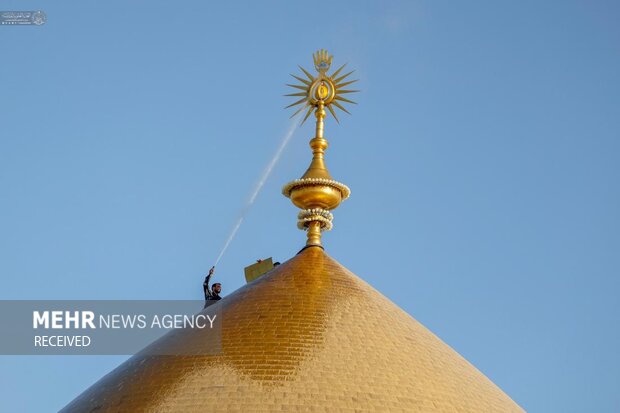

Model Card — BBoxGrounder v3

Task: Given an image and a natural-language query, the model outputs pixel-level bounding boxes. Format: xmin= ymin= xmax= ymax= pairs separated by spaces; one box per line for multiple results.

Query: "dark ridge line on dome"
xmin=297 ymin=244 xmax=325 ymax=255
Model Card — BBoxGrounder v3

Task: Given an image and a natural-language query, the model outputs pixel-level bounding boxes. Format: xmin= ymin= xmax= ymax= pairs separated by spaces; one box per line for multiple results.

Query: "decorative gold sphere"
xmin=289 ymin=184 xmax=342 ymax=210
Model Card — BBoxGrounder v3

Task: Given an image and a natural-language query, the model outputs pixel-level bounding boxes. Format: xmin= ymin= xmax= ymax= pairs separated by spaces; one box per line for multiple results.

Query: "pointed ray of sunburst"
xmin=284 ymin=92 xmax=308 ymax=97
xmin=335 ymin=95 xmax=357 ymax=104
xmin=329 ymin=63 xmax=347 ymax=80
xmin=334 ymin=70 xmax=355 ymax=84
xmin=327 ymin=104 xmax=340 ymax=123
xmin=337 ymin=89 xmax=360 ymax=94
xmin=335 ymin=79 xmax=358 ymax=88
xmin=285 ymin=97 xmax=308 ymax=109
xmin=290 ymin=74 xmax=311 ymax=86
xmin=298 ymin=65 xmax=315 ymax=82
xmin=287 ymin=83 xmax=308 ymax=91
xmin=332 ymin=100 xmax=351 ymax=114
xmin=290 ymin=103 xmax=309 ymax=118
xmin=301 ymin=105 xmax=314 ymax=124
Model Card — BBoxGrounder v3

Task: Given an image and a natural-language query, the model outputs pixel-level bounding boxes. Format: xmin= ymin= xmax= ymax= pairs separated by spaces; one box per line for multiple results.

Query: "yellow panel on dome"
xmin=243 ymin=257 xmax=274 ymax=283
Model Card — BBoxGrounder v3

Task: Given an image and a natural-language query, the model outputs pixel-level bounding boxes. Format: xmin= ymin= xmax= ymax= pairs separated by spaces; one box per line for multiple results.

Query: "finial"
xmin=282 ymin=50 xmax=358 ymax=247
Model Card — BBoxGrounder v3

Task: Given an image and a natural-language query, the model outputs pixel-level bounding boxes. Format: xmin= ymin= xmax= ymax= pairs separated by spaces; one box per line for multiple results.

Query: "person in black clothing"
xmin=203 ymin=266 xmax=222 ymax=301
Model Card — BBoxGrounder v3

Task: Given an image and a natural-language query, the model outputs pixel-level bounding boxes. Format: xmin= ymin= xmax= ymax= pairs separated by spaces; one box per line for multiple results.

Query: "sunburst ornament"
xmin=285 ymin=49 xmax=359 ymax=124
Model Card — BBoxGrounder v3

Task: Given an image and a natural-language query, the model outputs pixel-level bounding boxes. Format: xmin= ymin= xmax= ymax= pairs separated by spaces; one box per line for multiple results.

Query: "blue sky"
xmin=1 ymin=0 xmax=619 ymax=411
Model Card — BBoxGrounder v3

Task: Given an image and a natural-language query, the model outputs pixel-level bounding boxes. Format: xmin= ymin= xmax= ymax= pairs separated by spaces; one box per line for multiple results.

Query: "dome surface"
xmin=62 ymin=246 xmax=524 ymax=412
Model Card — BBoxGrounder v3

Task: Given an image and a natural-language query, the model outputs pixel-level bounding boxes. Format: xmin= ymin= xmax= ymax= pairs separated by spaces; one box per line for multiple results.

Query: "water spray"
xmin=213 ymin=117 xmax=300 ymax=267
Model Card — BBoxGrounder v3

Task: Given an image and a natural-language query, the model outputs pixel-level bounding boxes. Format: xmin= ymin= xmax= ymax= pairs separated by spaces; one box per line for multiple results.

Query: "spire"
xmin=282 ymin=50 xmax=358 ymax=247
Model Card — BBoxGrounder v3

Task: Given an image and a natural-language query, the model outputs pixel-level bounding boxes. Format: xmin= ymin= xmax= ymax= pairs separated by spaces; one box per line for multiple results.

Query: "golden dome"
xmin=62 ymin=246 xmax=523 ymax=412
